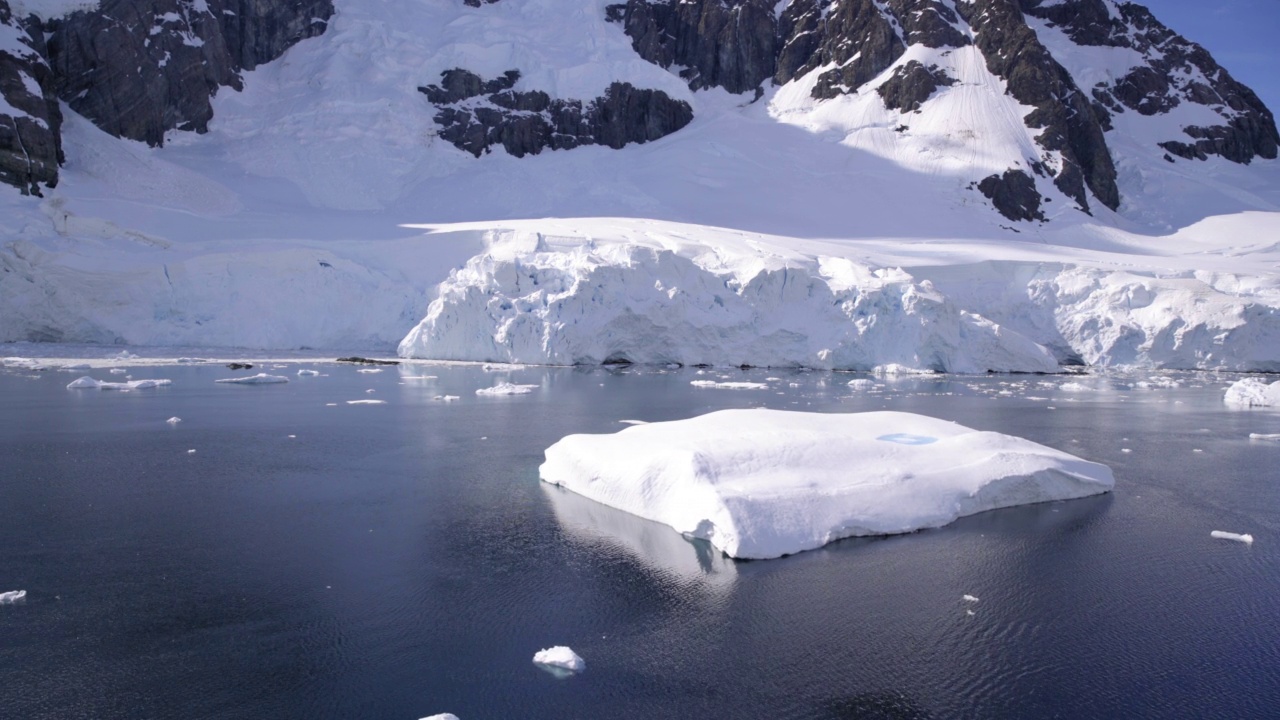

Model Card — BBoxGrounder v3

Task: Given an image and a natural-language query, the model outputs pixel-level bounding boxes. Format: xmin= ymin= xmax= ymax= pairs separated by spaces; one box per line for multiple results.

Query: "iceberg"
xmin=1211 ymin=531 xmax=1254 ymax=544
xmin=1223 ymin=378 xmax=1280 ymax=407
xmin=540 ymin=409 xmax=1113 ymax=559
xmin=66 ymin=376 xmax=171 ymax=390
xmin=532 ymin=646 xmax=585 ymax=673
xmin=419 ymin=714 xmax=460 ymax=720
xmin=0 ymin=589 xmax=26 ymax=603
xmin=215 ymin=373 xmax=289 ymax=385
xmin=476 ymin=382 xmax=538 ymax=396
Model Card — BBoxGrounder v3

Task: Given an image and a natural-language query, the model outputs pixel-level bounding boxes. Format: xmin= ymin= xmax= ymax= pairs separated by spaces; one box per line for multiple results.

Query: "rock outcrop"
xmin=0 ymin=1 xmax=62 ymax=194
xmin=977 ymin=169 xmax=1046 ymax=222
xmin=419 ymin=69 xmax=693 ymax=157
xmin=1022 ymin=0 xmax=1277 ymax=165
xmin=43 ymin=0 xmax=335 ymax=147
xmin=877 ymin=61 xmax=956 ymax=113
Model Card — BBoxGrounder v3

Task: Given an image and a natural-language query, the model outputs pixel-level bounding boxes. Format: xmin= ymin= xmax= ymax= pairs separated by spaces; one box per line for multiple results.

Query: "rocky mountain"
xmin=0 ymin=0 xmax=1274 ymax=217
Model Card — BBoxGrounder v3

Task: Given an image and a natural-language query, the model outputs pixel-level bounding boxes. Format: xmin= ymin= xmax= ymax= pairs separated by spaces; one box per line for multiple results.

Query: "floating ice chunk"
xmin=874 ymin=364 xmax=934 ymax=376
xmin=0 ymin=590 xmax=26 ymax=603
xmin=166 ymin=417 xmax=181 ymax=425
xmin=187 ymin=449 xmax=196 ymax=454
xmin=619 ymin=419 xmax=649 ymax=425
xmin=357 ymin=368 xmax=383 ymax=374
xmin=419 ymin=714 xmax=460 ymax=720
xmin=67 ymin=376 xmax=171 ymax=390
xmin=476 ymin=382 xmax=538 ymax=396
xmin=847 ymin=379 xmax=875 ymax=390
xmin=690 ymin=380 xmax=768 ymax=390
xmin=60 ymin=363 xmax=91 ymax=370
xmin=1210 ymin=531 xmax=1254 ymax=544
xmin=962 ymin=594 xmax=980 ymax=603
xmin=109 ymin=368 xmax=127 ymax=374
xmin=297 ymin=369 xmax=320 ymax=376
xmin=215 ymin=373 xmax=289 ymax=384
xmin=400 ymin=375 xmax=437 ymax=380
xmin=1224 ymin=378 xmax=1280 ymax=407
xmin=540 ymin=409 xmax=1114 ymax=559
xmin=346 ymin=399 xmax=386 ymax=405
xmin=176 ymin=357 xmax=205 ymax=364
xmin=1059 ymin=382 xmax=1092 ymax=392
xmin=1249 ymin=433 xmax=1280 ymax=440
xmin=434 ymin=395 xmax=460 ymax=402
xmin=533 ymin=646 xmax=585 ymax=673
xmin=483 ymin=363 xmax=528 ymax=371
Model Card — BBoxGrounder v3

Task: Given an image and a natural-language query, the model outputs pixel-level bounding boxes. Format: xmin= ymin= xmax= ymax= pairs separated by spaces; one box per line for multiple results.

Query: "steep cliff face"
xmin=0 ymin=1 xmax=62 ymax=194
xmin=42 ymin=0 xmax=334 ymax=147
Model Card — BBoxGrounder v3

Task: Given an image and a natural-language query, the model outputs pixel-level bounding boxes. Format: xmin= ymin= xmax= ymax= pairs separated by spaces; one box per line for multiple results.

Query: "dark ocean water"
xmin=1 ymin=361 xmax=1278 ymax=719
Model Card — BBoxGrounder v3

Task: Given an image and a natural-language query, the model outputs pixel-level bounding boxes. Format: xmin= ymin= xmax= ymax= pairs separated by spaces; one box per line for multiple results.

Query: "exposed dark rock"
xmin=607 ymin=0 xmax=779 ymax=94
xmin=877 ymin=61 xmax=955 ymax=112
xmin=0 ymin=1 xmax=63 ymax=194
xmin=1023 ymin=0 xmax=1278 ymax=164
xmin=42 ymin=0 xmax=334 ymax=147
xmin=777 ymin=0 xmax=905 ymax=99
xmin=420 ymin=69 xmax=693 ymax=158
xmin=955 ymin=0 xmax=1118 ymax=213
xmin=463 ymin=0 xmax=500 ymax=6
xmin=336 ymin=356 xmax=400 ymax=365
xmin=977 ymin=169 xmax=1046 ymax=222
xmin=886 ymin=0 xmax=969 ymax=49
xmin=226 ymin=362 xmax=254 ymax=370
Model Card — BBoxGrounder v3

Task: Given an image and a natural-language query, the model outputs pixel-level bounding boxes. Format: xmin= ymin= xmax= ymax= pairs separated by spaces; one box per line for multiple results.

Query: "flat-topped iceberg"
xmin=66 ymin=376 xmax=171 ymax=390
xmin=215 ymin=373 xmax=289 ymax=385
xmin=540 ymin=409 xmax=1113 ymax=559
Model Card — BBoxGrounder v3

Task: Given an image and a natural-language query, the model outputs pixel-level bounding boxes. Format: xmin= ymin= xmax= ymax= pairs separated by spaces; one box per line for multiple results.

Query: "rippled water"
xmin=1 ymin=361 xmax=1278 ymax=719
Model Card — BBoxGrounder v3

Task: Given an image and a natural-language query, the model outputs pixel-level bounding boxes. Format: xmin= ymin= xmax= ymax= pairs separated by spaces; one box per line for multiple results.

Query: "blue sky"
xmin=1143 ymin=0 xmax=1280 ymax=114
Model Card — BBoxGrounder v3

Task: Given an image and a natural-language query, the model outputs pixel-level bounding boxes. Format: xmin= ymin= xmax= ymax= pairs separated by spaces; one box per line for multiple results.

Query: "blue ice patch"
xmin=877 ymin=433 xmax=938 ymax=446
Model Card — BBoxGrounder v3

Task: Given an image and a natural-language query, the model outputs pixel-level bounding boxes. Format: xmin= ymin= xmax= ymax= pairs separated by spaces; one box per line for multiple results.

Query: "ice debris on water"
xmin=419 ymin=714 xmax=460 ymax=720
xmin=1249 ymin=433 xmax=1280 ymax=440
xmin=476 ymin=382 xmax=538 ymax=396
xmin=346 ymin=399 xmax=386 ymax=405
xmin=67 ymin=376 xmax=171 ymax=390
xmin=297 ymin=369 xmax=320 ymax=376
xmin=1211 ymin=531 xmax=1254 ymax=544
xmin=847 ymin=379 xmax=875 ymax=390
xmin=0 ymin=590 xmax=26 ymax=603
xmin=357 ymin=368 xmax=383 ymax=374
xmin=690 ymin=380 xmax=769 ymax=390
xmin=215 ymin=373 xmax=289 ymax=384
xmin=963 ymin=595 xmax=980 ymax=603
xmin=166 ymin=417 xmax=181 ymax=425
xmin=533 ymin=646 xmax=585 ymax=673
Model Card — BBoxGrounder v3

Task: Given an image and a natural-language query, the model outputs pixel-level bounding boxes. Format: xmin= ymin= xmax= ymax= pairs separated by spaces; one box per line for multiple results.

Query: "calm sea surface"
xmin=1 ymin=360 xmax=1278 ymax=719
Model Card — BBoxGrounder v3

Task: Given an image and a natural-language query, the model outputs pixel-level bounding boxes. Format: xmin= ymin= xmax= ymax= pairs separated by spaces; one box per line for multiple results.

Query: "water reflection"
xmin=541 ymin=484 xmax=738 ymax=592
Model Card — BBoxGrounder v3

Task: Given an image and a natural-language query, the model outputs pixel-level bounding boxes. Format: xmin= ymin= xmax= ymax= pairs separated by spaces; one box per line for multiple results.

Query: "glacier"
xmin=0 ymin=0 xmax=1278 ymax=371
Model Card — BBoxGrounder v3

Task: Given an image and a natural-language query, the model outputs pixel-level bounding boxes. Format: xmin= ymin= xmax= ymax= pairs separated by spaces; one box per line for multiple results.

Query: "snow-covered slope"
xmin=1 ymin=0 xmax=1278 ymax=369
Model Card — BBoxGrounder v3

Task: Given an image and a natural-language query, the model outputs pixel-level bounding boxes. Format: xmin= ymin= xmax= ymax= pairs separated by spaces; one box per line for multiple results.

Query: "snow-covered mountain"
xmin=1 ymin=0 xmax=1278 ymax=370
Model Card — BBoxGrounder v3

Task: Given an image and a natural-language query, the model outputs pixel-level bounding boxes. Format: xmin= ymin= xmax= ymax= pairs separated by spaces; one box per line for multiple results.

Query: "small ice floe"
xmin=689 ymin=380 xmax=768 ymax=390
xmin=847 ymin=379 xmax=875 ymax=390
xmin=2 ymin=357 xmax=41 ymax=369
xmin=111 ymin=350 xmax=137 ymax=360
xmin=187 ymin=449 xmax=196 ymax=454
xmin=533 ymin=646 xmax=585 ymax=675
xmin=365 ymin=389 xmax=376 ymax=394
xmin=1058 ymin=382 xmax=1092 ymax=392
xmin=1211 ymin=531 xmax=1254 ymax=544
xmin=873 ymin=364 xmax=933 ymax=376
xmin=483 ymin=362 xmax=528 ymax=371
xmin=357 ymin=368 xmax=383 ymax=374
xmin=1224 ymin=378 xmax=1280 ymax=407
xmin=433 ymin=395 xmax=460 ymax=402
xmin=297 ymin=369 xmax=320 ymax=376
xmin=215 ymin=373 xmax=289 ymax=385
xmin=400 ymin=375 xmax=437 ymax=380
xmin=962 ymin=594 xmax=980 ymax=603
xmin=109 ymin=368 xmax=127 ymax=374
xmin=0 ymin=590 xmax=26 ymax=603
xmin=476 ymin=382 xmax=538 ymax=396
xmin=419 ymin=714 xmax=460 ymax=720
xmin=346 ymin=399 xmax=386 ymax=405
xmin=1250 ymin=433 xmax=1280 ymax=440
xmin=619 ymin=419 xmax=649 ymax=425
xmin=59 ymin=363 xmax=91 ymax=370
xmin=175 ymin=357 xmax=205 ymax=364
xmin=1121 ymin=448 xmax=1132 ymax=453
xmin=166 ymin=417 xmax=182 ymax=425
xmin=67 ymin=376 xmax=171 ymax=391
